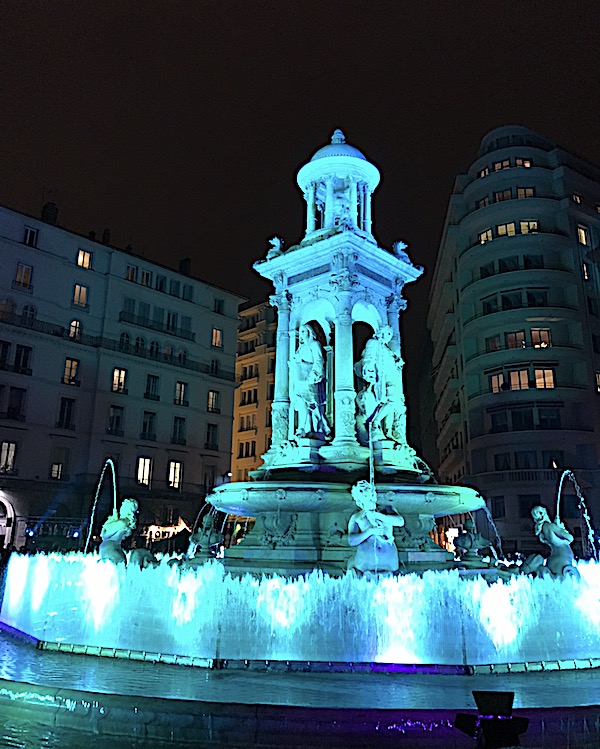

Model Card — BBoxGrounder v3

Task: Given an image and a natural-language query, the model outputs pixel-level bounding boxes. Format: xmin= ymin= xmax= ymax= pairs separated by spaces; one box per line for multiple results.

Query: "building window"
xmin=125 ymin=265 xmax=138 ymax=282
xmin=493 ymin=159 xmax=510 ymax=171
xmin=526 ymin=289 xmax=548 ymax=307
xmin=15 ymin=263 xmax=33 ymax=289
xmin=572 ymin=193 xmax=582 ymax=204
xmin=69 ymin=319 xmax=82 ymax=340
xmin=7 ymin=387 xmax=26 ymax=420
xmin=266 ymin=382 xmax=275 ymax=400
xmin=175 ymin=381 xmax=188 ymax=406
xmin=531 ymin=328 xmax=551 ymax=348
xmin=166 ymin=311 xmax=178 ymax=332
xmin=520 ymin=220 xmax=538 ymax=234
xmin=210 ymin=358 xmax=220 ymax=375
xmin=155 ymin=274 xmax=166 ymax=292
xmin=23 ymin=226 xmax=38 ymax=247
xmin=494 ymin=453 xmax=511 ymax=471
xmin=477 ymin=166 xmax=490 ymax=178
xmin=57 ymin=397 xmax=75 ymax=428
xmin=515 ymin=158 xmax=532 ymax=168
xmin=214 ymin=298 xmax=224 ymax=313
xmin=14 ymin=344 xmax=32 ymax=373
xmin=168 ymin=460 xmax=182 ymax=489
xmin=150 ymin=340 xmax=160 ymax=358
xmin=509 ymin=369 xmax=529 ymax=390
xmin=519 ymin=494 xmax=540 ymax=518
xmin=134 ymin=336 xmax=146 ymax=354
xmin=494 ymin=189 xmax=511 ymax=203
xmin=0 ymin=441 xmax=16 ymax=473
xmin=501 ymin=291 xmax=521 ymax=311
xmin=523 ymin=254 xmax=543 ymax=269
xmin=63 ymin=358 xmax=80 ymax=385
xmin=205 ymin=423 xmax=219 ymax=450
xmin=169 ymin=279 xmax=181 ymax=297
xmin=577 ymin=225 xmax=590 ymax=246
xmin=107 ymin=405 xmax=124 ymax=435
xmin=498 ymin=256 xmax=518 ymax=273
xmin=491 ymin=496 xmax=505 ymax=518
xmin=77 ymin=249 xmax=92 ymax=268
xmin=0 ymin=340 xmax=10 ymax=369
xmin=112 ymin=367 xmax=127 ymax=393
xmin=517 ymin=187 xmax=535 ymax=198
xmin=482 ymin=295 xmax=498 ymax=315
xmin=478 ymin=228 xmax=492 ymax=244
xmin=534 ymin=368 xmax=555 ymax=389
xmin=538 ymin=407 xmax=561 ymax=429
xmin=119 ymin=332 xmax=131 ymax=350
xmin=141 ymin=411 xmax=157 ymax=440
xmin=490 ymin=410 xmax=508 ymax=433
xmin=485 ymin=334 xmax=501 ymax=352
xmin=73 ymin=284 xmax=88 ymax=308
xmin=505 ymin=330 xmax=525 ymax=349
xmin=183 ymin=284 xmax=194 ymax=301
xmin=588 ymin=297 xmax=599 ymax=316
xmin=489 ymin=373 xmax=504 ymax=393
xmin=211 ymin=327 xmax=223 ymax=348
xmin=137 ymin=457 xmax=152 ymax=486
xmin=476 ymin=196 xmax=490 ymax=209
xmin=497 ymin=222 xmax=516 ymax=237
xmin=145 ymin=374 xmax=160 ymax=400
xmin=512 ymin=408 xmax=534 ymax=430
xmin=542 ymin=450 xmax=564 ymax=468
xmin=140 ymin=269 xmax=152 ymax=287
xmin=515 ymin=450 xmax=537 ymax=469
xmin=207 ymin=389 xmax=220 ymax=413
xmin=172 ymin=416 xmax=186 ymax=444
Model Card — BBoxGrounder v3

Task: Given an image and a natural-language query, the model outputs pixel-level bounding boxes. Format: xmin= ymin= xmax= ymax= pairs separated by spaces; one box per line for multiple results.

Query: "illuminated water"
xmin=2 ymin=554 xmax=600 ymax=666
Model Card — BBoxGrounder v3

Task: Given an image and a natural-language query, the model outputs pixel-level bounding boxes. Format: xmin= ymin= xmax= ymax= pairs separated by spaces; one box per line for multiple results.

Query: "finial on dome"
xmin=331 ymin=129 xmax=345 ymax=144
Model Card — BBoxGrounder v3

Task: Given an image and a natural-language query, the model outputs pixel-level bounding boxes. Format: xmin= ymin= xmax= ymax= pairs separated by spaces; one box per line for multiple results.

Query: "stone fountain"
xmin=209 ymin=128 xmax=484 ymax=575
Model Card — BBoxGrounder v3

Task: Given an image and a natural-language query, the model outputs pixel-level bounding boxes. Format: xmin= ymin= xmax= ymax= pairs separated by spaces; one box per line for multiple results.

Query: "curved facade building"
xmin=427 ymin=125 xmax=600 ymax=555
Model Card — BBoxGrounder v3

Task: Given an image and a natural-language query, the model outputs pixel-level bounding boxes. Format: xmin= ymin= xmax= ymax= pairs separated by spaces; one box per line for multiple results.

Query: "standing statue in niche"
xmin=291 ymin=324 xmax=330 ymax=439
xmin=521 ymin=505 xmax=579 ymax=578
xmin=99 ymin=498 xmax=138 ymax=565
xmin=355 ymin=325 xmax=406 ymax=444
xmin=347 ymin=480 xmax=405 ymax=574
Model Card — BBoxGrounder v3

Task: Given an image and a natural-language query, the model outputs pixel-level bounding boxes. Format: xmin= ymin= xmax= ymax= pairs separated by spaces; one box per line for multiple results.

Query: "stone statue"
xmin=99 ymin=498 xmax=138 ymax=565
xmin=266 ymin=236 xmax=283 ymax=259
xmin=355 ymin=325 xmax=406 ymax=444
xmin=290 ymin=324 xmax=330 ymax=439
xmin=454 ymin=517 xmax=494 ymax=563
xmin=521 ymin=505 xmax=579 ymax=578
xmin=347 ymin=480 xmax=405 ymax=574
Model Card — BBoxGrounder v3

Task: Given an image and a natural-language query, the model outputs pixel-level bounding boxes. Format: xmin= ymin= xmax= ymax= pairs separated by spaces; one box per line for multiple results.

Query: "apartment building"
xmin=0 ymin=202 xmax=242 ymax=548
xmin=426 ymin=125 xmax=600 ymax=555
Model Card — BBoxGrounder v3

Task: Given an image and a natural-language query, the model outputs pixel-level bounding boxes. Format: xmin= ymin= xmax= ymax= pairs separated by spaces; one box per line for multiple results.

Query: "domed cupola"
xmin=297 ymin=129 xmax=380 ymax=239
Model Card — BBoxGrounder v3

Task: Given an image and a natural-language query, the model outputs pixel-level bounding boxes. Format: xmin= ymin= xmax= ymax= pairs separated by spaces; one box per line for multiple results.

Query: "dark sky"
xmin=2 ymin=0 xmax=600 ymax=378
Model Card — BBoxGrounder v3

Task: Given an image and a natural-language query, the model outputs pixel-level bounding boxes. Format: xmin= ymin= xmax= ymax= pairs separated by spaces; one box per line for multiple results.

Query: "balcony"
xmin=174 ymin=398 xmax=189 ymax=407
xmin=55 ymin=421 xmax=76 ymax=430
xmin=204 ymin=442 xmax=219 ymax=451
xmin=0 ymin=410 xmax=25 ymax=422
xmin=111 ymin=386 xmax=128 ymax=395
xmin=62 ymin=376 xmax=81 ymax=387
xmin=171 ymin=436 xmax=187 ymax=446
xmin=11 ymin=280 xmax=33 ymax=294
xmin=1 ymin=363 xmax=32 ymax=375
xmin=144 ymin=392 xmax=160 ymax=401
xmin=118 ymin=310 xmax=195 ymax=341
xmin=139 ymin=432 xmax=157 ymax=441
xmin=207 ymin=406 xmax=221 ymax=414
xmin=106 ymin=427 xmax=124 ymax=437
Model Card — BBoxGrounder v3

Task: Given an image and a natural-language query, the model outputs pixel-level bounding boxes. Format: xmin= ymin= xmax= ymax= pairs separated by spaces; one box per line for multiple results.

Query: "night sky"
xmin=2 ymin=1 xmax=600 ymax=384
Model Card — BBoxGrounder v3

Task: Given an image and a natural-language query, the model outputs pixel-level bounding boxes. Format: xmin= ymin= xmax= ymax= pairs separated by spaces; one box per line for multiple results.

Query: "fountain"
xmin=1 ymin=134 xmax=600 ymax=749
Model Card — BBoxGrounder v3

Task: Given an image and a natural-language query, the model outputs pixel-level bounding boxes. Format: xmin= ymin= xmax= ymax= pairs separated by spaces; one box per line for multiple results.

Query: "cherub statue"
xmin=266 ymin=237 xmax=284 ymax=259
xmin=347 ymin=480 xmax=405 ymax=574
xmin=521 ymin=505 xmax=579 ymax=578
xmin=454 ymin=517 xmax=494 ymax=563
xmin=99 ymin=498 xmax=138 ymax=565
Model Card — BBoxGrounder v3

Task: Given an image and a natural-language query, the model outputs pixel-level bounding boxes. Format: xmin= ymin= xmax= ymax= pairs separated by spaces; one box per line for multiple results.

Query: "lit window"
xmin=207 ymin=389 xmax=220 ymax=413
xmin=596 ymin=372 xmax=600 ymax=393
xmin=534 ymin=368 xmax=555 ymax=389
xmin=509 ymin=369 xmax=529 ymax=390
xmin=531 ymin=328 xmax=551 ymax=348
xmin=125 ymin=265 xmax=137 ymax=282
xmin=478 ymin=228 xmax=492 ymax=244
xmin=77 ymin=250 xmax=92 ymax=268
xmin=15 ymin=263 xmax=33 ymax=289
xmin=517 ymin=187 xmax=535 ymax=198
xmin=137 ymin=457 xmax=152 ymax=486
xmin=140 ymin=269 xmax=152 ymax=287
xmin=520 ymin=220 xmax=538 ymax=234
xmin=175 ymin=380 xmax=188 ymax=406
xmin=505 ymin=331 xmax=525 ymax=349
xmin=477 ymin=167 xmax=490 ymax=178
xmin=112 ymin=367 xmax=127 ymax=393
xmin=572 ymin=193 xmax=582 ymax=204
xmin=23 ymin=226 xmax=38 ymax=247
xmin=485 ymin=335 xmax=501 ymax=352
xmin=493 ymin=189 xmax=511 ymax=203
xmin=489 ymin=373 xmax=504 ymax=393
xmin=577 ymin=225 xmax=590 ymax=246
xmin=211 ymin=327 xmax=223 ymax=347
xmin=73 ymin=284 xmax=88 ymax=307
xmin=63 ymin=358 xmax=80 ymax=385
xmin=0 ymin=441 xmax=16 ymax=473
xmin=515 ymin=158 xmax=532 ymax=168
xmin=168 ymin=460 xmax=182 ymax=489
xmin=476 ymin=197 xmax=490 ymax=210
xmin=50 ymin=462 xmax=63 ymax=479
xmin=493 ymin=159 xmax=510 ymax=171
xmin=497 ymin=222 xmax=516 ymax=237
xmin=69 ymin=320 xmax=82 ymax=339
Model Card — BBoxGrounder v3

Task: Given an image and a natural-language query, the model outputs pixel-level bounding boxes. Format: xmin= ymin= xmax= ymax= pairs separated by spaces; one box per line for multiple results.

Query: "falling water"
xmin=84 ymin=458 xmax=118 ymax=554
xmin=478 ymin=506 xmax=505 ymax=560
xmin=557 ymin=470 xmax=598 ymax=562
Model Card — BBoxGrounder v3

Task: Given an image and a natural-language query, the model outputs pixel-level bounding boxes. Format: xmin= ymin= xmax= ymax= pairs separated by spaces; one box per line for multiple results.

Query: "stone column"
xmin=269 ymin=291 xmax=292 ymax=446
xmin=332 ymin=303 xmax=359 ymax=446
xmin=306 ymin=182 xmax=317 ymax=233
xmin=358 ymin=183 xmax=366 ymax=230
xmin=364 ymin=188 xmax=372 ymax=234
xmin=349 ymin=179 xmax=358 ymax=226
xmin=324 ymin=177 xmax=335 ymax=228
xmin=385 ymin=293 xmax=406 ymax=356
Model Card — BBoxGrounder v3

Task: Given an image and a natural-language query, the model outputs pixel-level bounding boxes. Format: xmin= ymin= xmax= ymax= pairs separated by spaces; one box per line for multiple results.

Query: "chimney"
xmin=41 ymin=202 xmax=58 ymax=225
xmin=102 ymin=228 xmax=111 ymax=245
xmin=179 ymin=257 xmax=191 ymax=276
xmin=88 ymin=230 xmax=96 ymax=240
